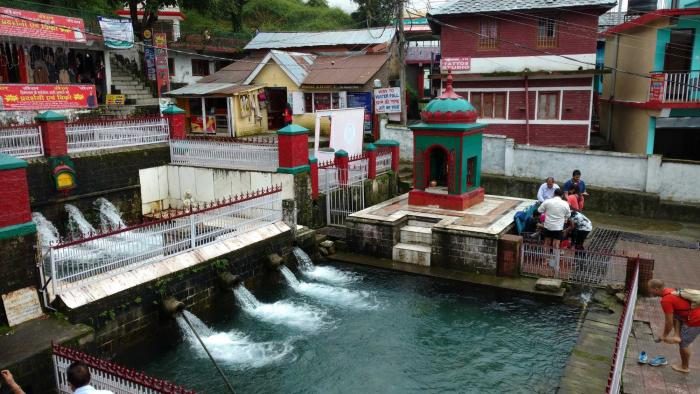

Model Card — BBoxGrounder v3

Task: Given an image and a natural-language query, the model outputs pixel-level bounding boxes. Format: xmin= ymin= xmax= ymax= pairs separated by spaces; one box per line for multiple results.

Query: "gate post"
xmin=375 ymin=139 xmax=400 ymax=173
xmin=365 ymin=143 xmax=377 ymax=179
xmin=309 ymin=156 xmax=319 ymax=199
xmin=36 ymin=111 xmax=68 ymax=157
xmin=334 ymin=149 xmax=349 ymax=186
xmin=277 ymin=124 xmax=310 ymax=174
xmin=162 ymin=105 xmax=186 ymax=140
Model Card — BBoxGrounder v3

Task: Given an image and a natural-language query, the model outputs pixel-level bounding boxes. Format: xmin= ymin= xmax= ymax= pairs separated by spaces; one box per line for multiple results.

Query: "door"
xmin=265 ymin=87 xmax=288 ymax=130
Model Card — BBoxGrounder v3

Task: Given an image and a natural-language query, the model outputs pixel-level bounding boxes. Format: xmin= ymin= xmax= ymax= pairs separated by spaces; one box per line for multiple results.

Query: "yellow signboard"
xmin=106 ymin=94 xmax=126 ymax=105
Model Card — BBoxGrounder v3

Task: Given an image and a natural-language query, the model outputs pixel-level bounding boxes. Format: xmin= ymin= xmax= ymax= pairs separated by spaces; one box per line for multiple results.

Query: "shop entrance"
xmin=266 ymin=87 xmax=288 ymax=130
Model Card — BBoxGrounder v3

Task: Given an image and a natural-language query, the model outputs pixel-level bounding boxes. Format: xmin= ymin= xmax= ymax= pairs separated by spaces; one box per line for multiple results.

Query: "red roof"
xmin=603 ymin=8 xmax=700 ymax=35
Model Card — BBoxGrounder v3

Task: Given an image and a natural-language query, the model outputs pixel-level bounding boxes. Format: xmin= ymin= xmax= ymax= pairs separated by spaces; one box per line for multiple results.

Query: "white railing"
xmin=520 ymin=242 xmax=627 ymax=286
xmin=319 ymin=165 xmax=368 ymax=193
xmin=607 ymin=260 xmax=639 ymax=394
xmin=654 ymin=71 xmax=700 ymax=103
xmin=377 ymin=148 xmax=392 ymax=174
xmin=48 ymin=188 xmax=282 ymax=295
xmin=66 ymin=117 xmax=169 ymax=153
xmin=170 ymin=138 xmax=278 ymax=171
xmin=53 ymin=343 xmax=193 ymax=394
xmin=0 ymin=124 xmax=43 ymax=158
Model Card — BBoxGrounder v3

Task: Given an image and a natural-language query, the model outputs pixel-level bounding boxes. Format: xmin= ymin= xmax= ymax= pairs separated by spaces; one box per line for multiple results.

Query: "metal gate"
xmin=326 ymin=181 xmax=365 ymax=226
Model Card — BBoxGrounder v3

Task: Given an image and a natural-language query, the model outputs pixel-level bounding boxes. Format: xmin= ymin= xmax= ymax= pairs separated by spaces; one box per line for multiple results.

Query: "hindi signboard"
xmin=106 ymin=94 xmax=125 ymax=105
xmin=98 ymin=17 xmax=134 ymax=49
xmin=0 ymin=7 xmax=85 ymax=43
xmin=374 ymin=87 xmax=401 ymax=114
xmin=2 ymin=287 xmax=43 ymax=327
xmin=649 ymin=73 xmax=666 ymax=102
xmin=0 ymin=84 xmax=97 ymax=110
xmin=144 ymin=29 xmax=156 ymax=81
xmin=155 ymin=32 xmax=170 ymax=96
xmin=440 ymin=57 xmax=471 ymax=71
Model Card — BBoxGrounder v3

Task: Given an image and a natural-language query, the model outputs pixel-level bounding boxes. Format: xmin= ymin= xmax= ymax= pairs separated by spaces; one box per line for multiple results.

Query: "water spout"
xmin=279 ymin=266 xmax=377 ymax=309
xmin=162 ymin=297 xmax=185 ymax=315
xmin=94 ymin=198 xmax=126 ymax=231
xmin=293 ymin=247 xmax=360 ymax=285
xmin=65 ymin=204 xmax=97 ymax=239
xmin=233 ymin=285 xmax=327 ymax=331
xmin=32 ymin=212 xmax=60 ymax=252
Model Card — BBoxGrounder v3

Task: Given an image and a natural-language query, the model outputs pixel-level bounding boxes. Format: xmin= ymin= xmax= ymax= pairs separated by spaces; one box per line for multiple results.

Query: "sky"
xmin=326 ymin=0 xmax=453 ymax=14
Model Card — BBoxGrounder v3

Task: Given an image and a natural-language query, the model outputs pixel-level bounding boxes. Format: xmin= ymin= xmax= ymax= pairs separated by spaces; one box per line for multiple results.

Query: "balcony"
xmin=649 ymin=71 xmax=700 ymax=103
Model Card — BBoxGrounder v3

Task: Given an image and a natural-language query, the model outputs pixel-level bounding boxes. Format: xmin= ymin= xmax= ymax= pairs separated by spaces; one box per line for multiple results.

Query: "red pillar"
xmin=35 ymin=111 xmax=67 ymax=157
xmin=0 ymin=155 xmax=34 ymax=237
xmin=309 ymin=156 xmax=319 ymax=199
xmin=375 ymin=139 xmax=400 ymax=173
xmin=277 ymin=124 xmax=310 ymax=174
xmin=334 ymin=149 xmax=349 ymax=186
xmin=366 ymin=143 xmax=377 ymax=179
xmin=162 ymin=105 xmax=186 ymax=140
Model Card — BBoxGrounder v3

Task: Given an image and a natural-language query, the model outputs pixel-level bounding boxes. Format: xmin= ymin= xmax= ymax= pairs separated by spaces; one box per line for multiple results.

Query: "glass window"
xmin=304 ymin=93 xmax=313 ymax=112
xmin=537 ymin=92 xmax=558 ymax=119
xmin=191 ymin=59 xmax=210 ymax=76
xmin=471 ymin=93 xmax=482 ymax=116
xmin=423 ymin=68 xmax=431 ymax=97
xmin=478 ymin=19 xmax=498 ymax=49
xmin=314 ymin=93 xmax=331 ymax=111
xmin=332 ymin=92 xmax=340 ymax=109
xmin=471 ymin=92 xmax=506 ymax=119
xmin=537 ymin=18 xmax=557 ymax=48
xmin=168 ymin=58 xmax=175 ymax=76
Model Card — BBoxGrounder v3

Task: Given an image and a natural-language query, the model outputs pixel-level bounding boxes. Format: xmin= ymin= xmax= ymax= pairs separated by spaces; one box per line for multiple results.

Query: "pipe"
xmin=606 ymin=33 xmax=621 ymax=145
xmin=267 ymin=253 xmax=284 ymax=268
xmin=161 ymin=297 xmax=185 ymax=315
xmin=218 ymin=272 xmax=241 ymax=287
xmin=525 ymin=74 xmax=530 ymax=145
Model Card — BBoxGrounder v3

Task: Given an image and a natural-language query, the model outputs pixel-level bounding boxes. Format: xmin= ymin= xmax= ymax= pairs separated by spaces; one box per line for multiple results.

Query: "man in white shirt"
xmin=537 ymin=177 xmax=560 ymax=203
xmin=67 ymin=361 xmax=114 ymax=394
xmin=537 ymin=189 xmax=571 ymax=273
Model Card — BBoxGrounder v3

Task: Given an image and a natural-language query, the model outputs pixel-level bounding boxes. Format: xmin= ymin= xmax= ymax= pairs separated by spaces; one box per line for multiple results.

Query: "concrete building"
xmin=600 ymin=8 xmax=700 ymax=160
xmin=427 ymin=0 xmax=615 ymax=147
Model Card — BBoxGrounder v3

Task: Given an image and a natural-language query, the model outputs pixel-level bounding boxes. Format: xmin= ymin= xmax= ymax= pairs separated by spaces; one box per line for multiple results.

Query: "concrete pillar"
xmin=334 ymin=149 xmax=349 ymax=186
xmin=644 ymin=154 xmax=662 ymax=194
xmin=35 ymin=111 xmax=67 ymax=157
xmin=504 ymin=138 xmax=515 ymax=177
xmin=0 ymin=155 xmax=33 ymax=233
xmin=277 ymin=124 xmax=310 ymax=174
xmin=104 ymin=50 xmax=113 ymax=95
xmin=366 ymin=143 xmax=377 ymax=179
xmin=625 ymin=252 xmax=654 ymax=296
xmin=282 ymin=199 xmax=297 ymax=236
xmin=497 ymin=234 xmax=522 ymax=277
xmin=375 ymin=139 xmax=400 ymax=173
xmin=309 ymin=156 xmax=319 ymax=199
xmin=162 ymin=104 xmax=186 ymax=140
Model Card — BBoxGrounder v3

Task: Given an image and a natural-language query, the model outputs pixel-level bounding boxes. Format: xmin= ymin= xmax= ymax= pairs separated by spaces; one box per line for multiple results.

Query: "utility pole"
xmin=398 ymin=0 xmax=407 ymax=126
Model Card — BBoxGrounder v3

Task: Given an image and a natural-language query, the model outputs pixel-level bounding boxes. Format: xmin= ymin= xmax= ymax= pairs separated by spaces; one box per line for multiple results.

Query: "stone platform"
xmin=345 ymin=193 xmax=534 ymax=274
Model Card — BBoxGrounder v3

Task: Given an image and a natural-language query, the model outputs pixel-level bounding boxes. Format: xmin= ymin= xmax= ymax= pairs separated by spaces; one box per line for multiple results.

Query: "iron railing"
xmin=520 ymin=242 xmax=627 ymax=286
xmin=0 ymin=124 xmax=44 ymax=158
xmin=376 ymin=148 xmax=393 ymax=174
xmin=48 ymin=187 xmax=282 ymax=296
xmin=170 ymin=138 xmax=279 ymax=171
xmin=606 ymin=259 xmax=639 ymax=394
xmin=651 ymin=71 xmax=700 ymax=103
xmin=65 ymin=116 xmax=169 ymax=153
xmin=53 ymin=343 xmax=193 ymax=394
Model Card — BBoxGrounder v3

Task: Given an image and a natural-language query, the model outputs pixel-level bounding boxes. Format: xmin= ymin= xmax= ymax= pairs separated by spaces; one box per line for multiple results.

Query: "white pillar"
xmin=644 ymin=154 xmax=662 ymax=194
xmin=504 ymin=138 xmax=515 ymax=177
xmin=201 ymin=97 xmax=207 ymax=133
xmin=104 ymin=50 xmax=112 ymax=94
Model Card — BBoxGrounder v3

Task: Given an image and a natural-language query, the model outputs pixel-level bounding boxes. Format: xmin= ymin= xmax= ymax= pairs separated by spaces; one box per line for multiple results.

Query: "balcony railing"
xmin=650 ymin=71 xmax=700 ymax=103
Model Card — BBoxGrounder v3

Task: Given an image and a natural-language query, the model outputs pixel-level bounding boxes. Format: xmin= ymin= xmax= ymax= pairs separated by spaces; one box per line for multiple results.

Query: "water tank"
xmin=628 ymin=0 xmax=658 ymax=12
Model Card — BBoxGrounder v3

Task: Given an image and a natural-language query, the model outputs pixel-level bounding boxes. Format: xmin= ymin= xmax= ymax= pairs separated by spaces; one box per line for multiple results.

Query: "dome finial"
xmin=438 ymin=69 xmax=462 ymax=99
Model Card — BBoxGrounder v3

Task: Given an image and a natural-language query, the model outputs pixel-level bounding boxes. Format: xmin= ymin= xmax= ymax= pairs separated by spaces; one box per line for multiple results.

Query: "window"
xmin=168 ymin=58 xmax=175 ymax=76
xmin=478 ymin=19 xmax=498 ymax=49
xmin=537 ymin=92 xmax=559 ymax=119
xmin=303 ymin=92 xmax=346 ymax=112
xmin=191 ymin=59 xmax=210 ymax=76
xmin=470 ymin=92 xmax=506 ymax=119
xmin=537 ymin=18 xmax=557 ymax=48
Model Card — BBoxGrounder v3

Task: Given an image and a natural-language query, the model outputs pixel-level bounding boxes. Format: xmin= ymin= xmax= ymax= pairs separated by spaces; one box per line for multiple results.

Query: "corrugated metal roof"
xmin=431 ymin=0 xmax=615 ymax=15
xmin=198 ymin=55 xmax=263 ymax=84
xmin=270 ymin=50 xmax=316 ymax=86
xmin=244 ymin=28 xmax=396 ymax=50
xmin=302 ymin=54 xmax=388 ymax=86
xmin=166 ymin=83 xmax=236 ymax=96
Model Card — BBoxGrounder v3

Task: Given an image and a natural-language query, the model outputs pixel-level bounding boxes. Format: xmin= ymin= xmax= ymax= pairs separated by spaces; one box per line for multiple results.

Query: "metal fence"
xmin=53 ymin=343 xmax=193 ymax=394
xmin=520 ymin=242 xmax=627 ymax=286
xmin=377 ymin=148 xmax=392 ymax=174
xmin=48 ymin=187 xmax=282 ymax=295
xmin=170 ymin=138 xmax=278 ymax=171
xmin=326 ymin=181 xmax=365 ymax=226
xmin=0 ymin=124 xmax=44 ymax=158
xmin=66 ymin=116 xmax=169 ymax=153
xmin=653 ymin=71 xmax=700 ymax=103
xmin=606 ymin=260 xmax=639 ymax=394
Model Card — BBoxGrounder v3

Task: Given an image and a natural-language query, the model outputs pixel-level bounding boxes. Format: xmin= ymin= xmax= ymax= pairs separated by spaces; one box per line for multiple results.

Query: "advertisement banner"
xmin=0 ymin=84 xmax=97 ymax=110
xmin=105 ymin=94 xmax=125 ymax=105
xmin=0 ymin=7 xmax=85 ymax=43
xmin=440 ymin=57 xmax=471 ymax=71
xmin=347 ymin=92 xmax=372 ymax=132
xmin=154 ymin=32 xmax=170 ymax=96
xmin=143 ymin=29 xmax=156 ymax=81
xmin=191 ymin=116 xmax=216 ymax=133
xmin=649 ymin=73 xmax=666 ymax=102
xmin=98 ymin=17 xmax=134 ymax=49
xmin=374 ymin=87 xmax=401 ymax=114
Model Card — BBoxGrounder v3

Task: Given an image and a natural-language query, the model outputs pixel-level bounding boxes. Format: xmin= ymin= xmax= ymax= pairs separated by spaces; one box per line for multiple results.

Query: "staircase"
xmin=398 ymin=161 xmax=413 ymax=194
xmin=392 ymin=220 xmax=433 ymax=266
xmin=106 ymin=54 xmax=160 ymax=115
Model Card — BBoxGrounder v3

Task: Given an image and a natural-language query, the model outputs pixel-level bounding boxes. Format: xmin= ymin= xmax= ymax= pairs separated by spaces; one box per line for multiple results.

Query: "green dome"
xmin=423 ymin=97 xmax=475 ymax=114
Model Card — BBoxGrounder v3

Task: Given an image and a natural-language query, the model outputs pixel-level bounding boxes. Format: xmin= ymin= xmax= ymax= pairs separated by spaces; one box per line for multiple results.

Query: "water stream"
xmin=279 ymin=266 xmax=377 ymax=309
xmin=233 ymin=285 xmax=327 ymax=331
xmin=32 ymin=212 xmax=60 ymax=252
xmin=65 ymin=204 xmax=97 ymax=239
xmin=293 ymin=247 xmax=360 ymax=284
xmin=95 ymin=197 xmax=126 ymax=231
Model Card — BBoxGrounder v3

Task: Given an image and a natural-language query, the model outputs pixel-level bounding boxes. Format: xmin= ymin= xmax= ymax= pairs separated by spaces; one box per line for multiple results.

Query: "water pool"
xmin=125 ymin=262 xmax=580 ymax=393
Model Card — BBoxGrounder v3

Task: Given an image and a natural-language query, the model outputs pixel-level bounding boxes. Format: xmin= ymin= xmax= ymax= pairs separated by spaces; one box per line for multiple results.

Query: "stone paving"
xmin=620 ymin=241 xmax=700 ymax=394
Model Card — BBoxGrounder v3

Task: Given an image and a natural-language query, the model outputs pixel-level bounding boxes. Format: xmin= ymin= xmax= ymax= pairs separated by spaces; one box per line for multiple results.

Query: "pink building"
xmin=428 ymin=0 xmax=615 ymax=147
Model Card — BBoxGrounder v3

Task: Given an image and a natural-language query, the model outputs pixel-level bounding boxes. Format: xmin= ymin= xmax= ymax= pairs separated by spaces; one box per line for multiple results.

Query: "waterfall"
xmin=95 ymin=198 xmax=126 ymax=231
xmin=175 ymin=310 xmax=295 ymax=368
xmin=65 ymin=204 xmax=97 ymax=238
xmin=293 ymin=247 xmax=360 ymax=285
xmin=280 ymin=266 xmax=300 ymax=288
xmin=233 ymin=285 xmax=327 ymax=331
xmin=293 ymin=247 xmax=314 ymax=271
xmin=279 ymin=266 xmax=377 ymax=309
xmin=32 ymin=212 xmax=60 ymax=252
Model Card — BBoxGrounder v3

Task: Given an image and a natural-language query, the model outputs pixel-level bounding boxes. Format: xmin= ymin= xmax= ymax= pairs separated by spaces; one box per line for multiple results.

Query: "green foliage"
xmin=211 ymin=258 xmax=230 ymax=271
xmin=351 ymin=0 xmax=398 ymax=27
xmin=52 ymin=311 xmax=69 ymax=321
xmin=99 ymin=309 xmax=116 ymax=321
xmin=134 ymin=296 xmax=143 ymax=304
xmin=0 ymin=325 xmax=14 ymax=335
xmin=242 ymin=0 xmax=353 ymax=31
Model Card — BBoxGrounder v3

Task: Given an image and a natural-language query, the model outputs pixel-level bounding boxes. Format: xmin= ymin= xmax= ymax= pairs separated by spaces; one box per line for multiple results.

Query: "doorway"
xmin=427 ymin=146 xmax=449 ymax=189
xmin=266 ymin=87 xmax=288 ymax=130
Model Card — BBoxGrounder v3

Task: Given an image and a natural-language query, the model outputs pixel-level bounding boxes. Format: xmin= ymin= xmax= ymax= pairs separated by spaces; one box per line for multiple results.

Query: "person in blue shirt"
xmin=563 ymin=169 xmax=588 ymax=198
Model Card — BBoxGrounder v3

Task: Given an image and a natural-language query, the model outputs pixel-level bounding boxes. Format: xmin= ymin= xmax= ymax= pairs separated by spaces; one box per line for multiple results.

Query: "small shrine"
xmin=408 ymin=71 xmax=486 ymax=211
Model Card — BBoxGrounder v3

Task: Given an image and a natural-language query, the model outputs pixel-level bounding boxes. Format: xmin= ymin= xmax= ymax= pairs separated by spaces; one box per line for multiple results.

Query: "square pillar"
xmin=334 ymin=150 xmax=349 ymax=186
xmin=35 ymin=111 xmax=67 ymax=157
xmin=0 ymin=155 xmax=32 ymax=232
xmin=162 ymin=104 xmax=186 ymax=140
xmin=365 ymin=143 xmax=377 ymax=179
xmin=309 ymin=156 xmax=319 ymax=199
xmin=375 ymin=139 xmax=400 ymax=173
xmin=277 ymin=124 xmax=310 ymax=174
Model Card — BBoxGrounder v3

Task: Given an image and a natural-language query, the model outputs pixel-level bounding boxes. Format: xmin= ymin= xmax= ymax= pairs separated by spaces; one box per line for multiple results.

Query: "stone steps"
xmin=392 ymin=243 xmax=431 ymax=266
xmin=400 ymin=225 xmax=431 ymax=245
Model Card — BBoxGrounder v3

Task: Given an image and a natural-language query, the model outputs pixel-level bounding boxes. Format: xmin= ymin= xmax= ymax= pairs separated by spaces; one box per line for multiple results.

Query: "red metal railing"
xmin=185 ymin=134 xmax=277 ymax=145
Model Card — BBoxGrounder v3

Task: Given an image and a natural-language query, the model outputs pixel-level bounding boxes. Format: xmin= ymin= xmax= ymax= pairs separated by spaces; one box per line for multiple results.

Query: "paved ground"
xmin=620 ymin=241 xmax=700 ymax=394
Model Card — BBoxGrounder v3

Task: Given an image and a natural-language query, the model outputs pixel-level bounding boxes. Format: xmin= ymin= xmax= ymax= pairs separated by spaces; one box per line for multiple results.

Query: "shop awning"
xmin=166 ymin=83 xmax=263 ymax=97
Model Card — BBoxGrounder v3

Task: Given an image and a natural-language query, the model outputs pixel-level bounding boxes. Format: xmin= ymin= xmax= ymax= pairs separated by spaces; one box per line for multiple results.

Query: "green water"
xmin=125 ymin=263 xmax=580 ymax=393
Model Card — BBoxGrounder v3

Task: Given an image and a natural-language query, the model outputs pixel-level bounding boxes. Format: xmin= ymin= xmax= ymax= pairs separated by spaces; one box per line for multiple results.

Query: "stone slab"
xmin=2 ymin=287 xmax=43 ymax=327
xmin=535 ymin=278 xmax=563 ymax=292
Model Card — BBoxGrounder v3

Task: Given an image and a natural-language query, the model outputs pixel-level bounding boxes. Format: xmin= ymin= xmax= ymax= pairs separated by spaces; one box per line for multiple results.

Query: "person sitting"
xmin=537 ymin=177 xmax=560 ymax=203
xmin=563 ymin=169 xmax=588 ymax=198
xmin=566 ymin=185 xmax=584 ymax=211
xmin=66 ymin=361 xmax=114 ymax=394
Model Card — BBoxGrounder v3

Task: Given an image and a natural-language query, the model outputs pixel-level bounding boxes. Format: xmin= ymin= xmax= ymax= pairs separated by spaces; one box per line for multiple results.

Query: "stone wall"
xmin=346 ymin=218 xmax=402 ymax=259
xmin=0 ymin=233 xmax=38 ymax=326
xmin=431 ymin=229 xmax=499 ymax=274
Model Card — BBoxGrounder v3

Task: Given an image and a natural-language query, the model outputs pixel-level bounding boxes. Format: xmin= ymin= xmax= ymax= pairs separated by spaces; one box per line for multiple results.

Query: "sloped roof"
xmin=245 ymin=50 xmax=316 ymax=86
xmin=166 ymin=83 xmax=263 ymax=97
xmin=197 ymin=55 xmax=263 ymax=84
xmin=244 ymin=27 xmax=395 ymax=50
xmin=430 ymin=0 xmax=616 ymax=15
xmin=302 ymin=54 xmax=388 ymax=86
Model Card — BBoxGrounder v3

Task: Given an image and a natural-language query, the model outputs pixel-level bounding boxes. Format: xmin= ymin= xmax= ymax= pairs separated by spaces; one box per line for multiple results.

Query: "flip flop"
xmin=650 ymin=356 xmax=667 ymax=367
xmin=638 ymin=351 xmax=648 ymax=364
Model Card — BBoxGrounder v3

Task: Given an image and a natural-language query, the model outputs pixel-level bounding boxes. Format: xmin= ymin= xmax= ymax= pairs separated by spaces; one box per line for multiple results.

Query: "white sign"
xmin=440 ymin=57 xmax=471 ymax=71
xmin=2 ymin=287 xmax=43 ymax=327
xmin=98 ymin=17 xmax=134 ymax=49
xmin=374 ymin=87 xmax=401 ymax=114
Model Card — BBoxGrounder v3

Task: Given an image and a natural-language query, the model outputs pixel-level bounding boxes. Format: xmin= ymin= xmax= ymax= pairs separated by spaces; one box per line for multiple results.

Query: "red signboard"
xmin=0 ymin=84 xmax=97 ymax=110
xmin=440 ymin=57 xmax=471 ymax=71
xmin=649 ymin=73 xmax=666 ymax=102
xmin=0 ymin=7 xmax=86 ymax=43
xmin=154 ymin=33 xmax=171 ymax=97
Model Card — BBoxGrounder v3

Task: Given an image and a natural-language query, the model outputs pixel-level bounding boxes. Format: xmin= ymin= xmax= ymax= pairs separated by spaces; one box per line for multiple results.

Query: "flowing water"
xmin=280 ymin=266 xmax=377 ymax=309
xmin=32 ymin=212 xmax=60 ymax=252
xmin=130 ymin=263 xmax=580 ymax=393
xmin=293 ymin=247 xmax=360 ymax=284
xmin=65 ymin=204 xmax=97 ymax=239
xmin=94 ymin=197 xmax=126 ymax=231
xmin=233 ymin=285 xmax=328 ymax=331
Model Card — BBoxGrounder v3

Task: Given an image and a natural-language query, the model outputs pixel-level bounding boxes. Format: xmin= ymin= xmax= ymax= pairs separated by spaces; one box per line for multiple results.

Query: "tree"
xmin=125 ymin=0 xmax=178 ymax=39
xmin=351 ymin=0 xmax=398 ymax=27
xmin=306 ymin=0 xmax=328 ymax=7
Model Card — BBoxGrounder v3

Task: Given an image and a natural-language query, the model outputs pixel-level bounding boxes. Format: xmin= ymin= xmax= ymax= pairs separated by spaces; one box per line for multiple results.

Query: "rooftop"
xmin=244 ymin=27 xmax=396 ymax=50
xmin=430 ymin=0 xmax=616 ymax=15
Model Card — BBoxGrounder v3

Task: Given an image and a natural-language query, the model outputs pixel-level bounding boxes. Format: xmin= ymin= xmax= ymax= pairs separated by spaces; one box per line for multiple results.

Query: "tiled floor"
xmin=620 ymin=241 xmax=700 ymax=394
